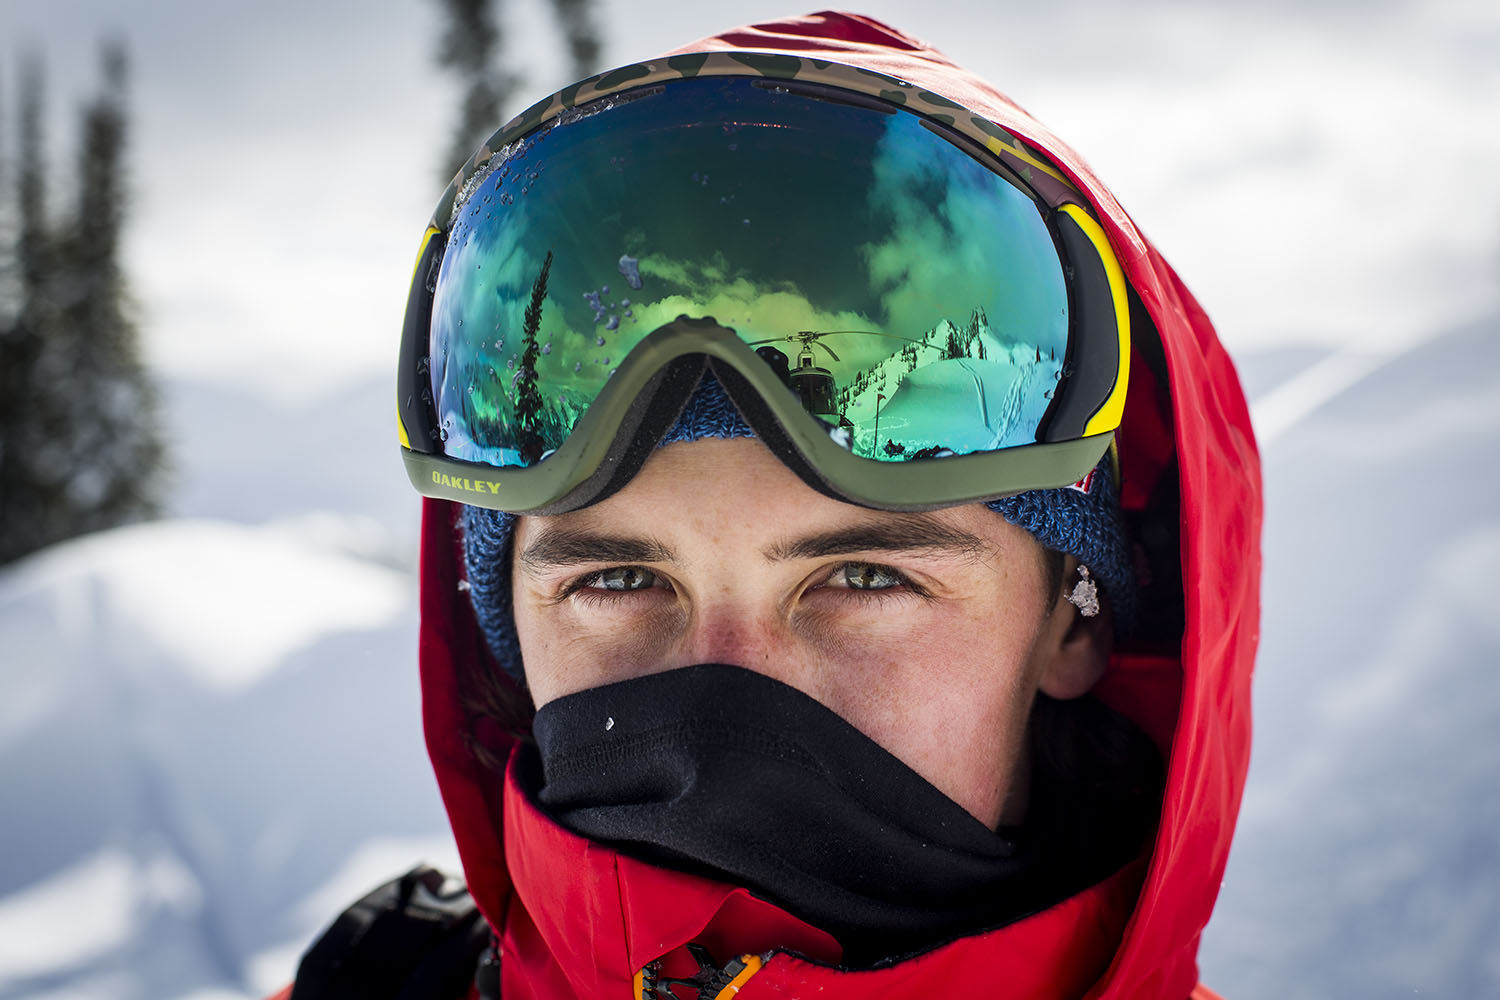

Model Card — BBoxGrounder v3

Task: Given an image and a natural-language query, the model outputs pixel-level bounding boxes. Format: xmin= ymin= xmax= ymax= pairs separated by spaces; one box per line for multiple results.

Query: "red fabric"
xmin=417 ymin=11 xmax=1261 ymax=999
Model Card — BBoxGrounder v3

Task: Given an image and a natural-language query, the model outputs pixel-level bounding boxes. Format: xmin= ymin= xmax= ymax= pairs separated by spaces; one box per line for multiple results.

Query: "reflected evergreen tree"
xmin=513 ymin=249 xmax=552 ymax=463
xmin=0 ymin=43 xmax=164 ymax=566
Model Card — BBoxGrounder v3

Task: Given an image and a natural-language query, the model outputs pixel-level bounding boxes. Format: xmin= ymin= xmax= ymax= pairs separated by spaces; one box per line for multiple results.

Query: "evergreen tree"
xmin=434 ymin=0 xmax=514 ymax=181
xmin=0 ymin=56 xmax=67 ymax=562
xmin=966 ymin=308 xmax=987 ymax=360
xmin=0 ymin=43 xmax=164 ymax=566
xmin=546 ymin=0 xmax=602 ymax=82
xmin=513 ymin=249 xmax=552 ymax=463
xmin=944 ymin=325 xmax=961 ymax=360
xmin=59 ymin=42 xmax=163 ymax=536
xmin=433 ymin=0 xmax=602 ymax=181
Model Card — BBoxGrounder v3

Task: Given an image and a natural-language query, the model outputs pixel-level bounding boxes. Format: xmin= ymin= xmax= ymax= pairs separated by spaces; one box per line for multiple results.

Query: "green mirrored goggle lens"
xmin=428 ymin=75 xmax=1070 ymax=470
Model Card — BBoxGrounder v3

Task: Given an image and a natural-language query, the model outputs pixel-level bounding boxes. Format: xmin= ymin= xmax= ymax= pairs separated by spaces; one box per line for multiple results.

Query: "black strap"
xmin=289 ymin=865 xmax=495 ymax=1000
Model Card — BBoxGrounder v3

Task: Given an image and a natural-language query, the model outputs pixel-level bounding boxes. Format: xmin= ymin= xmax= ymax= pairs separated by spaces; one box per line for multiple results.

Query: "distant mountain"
xmin=835 ymin=308 xmax=1063 ymax=458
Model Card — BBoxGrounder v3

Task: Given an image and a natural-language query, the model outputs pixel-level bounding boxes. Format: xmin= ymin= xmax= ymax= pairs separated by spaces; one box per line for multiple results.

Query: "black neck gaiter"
xmin=524 ymin=664 xmax=1153 ymax=966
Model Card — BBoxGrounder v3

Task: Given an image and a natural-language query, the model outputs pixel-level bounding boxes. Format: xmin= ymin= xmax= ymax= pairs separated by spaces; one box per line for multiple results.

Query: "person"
xmin=279 ymin=11 xmax=1261 ymax=1000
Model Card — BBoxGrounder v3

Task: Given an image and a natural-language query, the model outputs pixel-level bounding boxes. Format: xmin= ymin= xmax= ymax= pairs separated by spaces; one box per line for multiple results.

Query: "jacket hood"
xmin=415 ymin=12 xmax=1261 ymax=997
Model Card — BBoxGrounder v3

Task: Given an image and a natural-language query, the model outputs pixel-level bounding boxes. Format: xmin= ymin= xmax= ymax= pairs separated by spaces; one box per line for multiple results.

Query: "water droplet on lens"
xmin=617 ymin=255 xmax=642 ymax=290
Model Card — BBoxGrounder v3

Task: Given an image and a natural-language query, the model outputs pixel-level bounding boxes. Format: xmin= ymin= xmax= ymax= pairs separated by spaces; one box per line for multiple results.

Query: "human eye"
xmin=591 ymin=566 xmax=660 ymax=591
xmin=560 ymin=565 xmax=668 ymax=604
xmin=828 ymin=562 xmax=913 ymax=592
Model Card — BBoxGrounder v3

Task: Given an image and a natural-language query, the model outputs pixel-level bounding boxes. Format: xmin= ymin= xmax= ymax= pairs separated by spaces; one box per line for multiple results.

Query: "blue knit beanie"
xmin=461 ymin=373 xmax=1135 ymax=680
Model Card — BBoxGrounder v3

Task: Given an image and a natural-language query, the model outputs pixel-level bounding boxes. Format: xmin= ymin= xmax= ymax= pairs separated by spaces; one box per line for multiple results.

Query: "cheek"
xmin=814 ymin=595 xmax=1049 ymax=828
xmin=512 ymin=591 xmax=686 ymax=708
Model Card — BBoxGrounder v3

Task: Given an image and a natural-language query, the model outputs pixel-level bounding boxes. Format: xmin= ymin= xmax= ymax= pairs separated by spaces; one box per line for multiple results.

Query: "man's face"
xmin=510 ymin=438 xmax=1089 ymax=829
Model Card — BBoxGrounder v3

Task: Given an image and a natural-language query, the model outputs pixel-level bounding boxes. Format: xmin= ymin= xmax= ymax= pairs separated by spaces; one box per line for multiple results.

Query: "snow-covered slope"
xmin=0 ymin=518 xmax=456 ymax=1000
xmin=1196 ymin=310 xmax=1500 ymax=996
xmin=834 ymin=312 xmax=1064 ymax=458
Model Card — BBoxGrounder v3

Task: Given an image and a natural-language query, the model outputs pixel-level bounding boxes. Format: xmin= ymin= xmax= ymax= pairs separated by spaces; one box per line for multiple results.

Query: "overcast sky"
xmin=3 ymin=0 xmax=1497 ymax=400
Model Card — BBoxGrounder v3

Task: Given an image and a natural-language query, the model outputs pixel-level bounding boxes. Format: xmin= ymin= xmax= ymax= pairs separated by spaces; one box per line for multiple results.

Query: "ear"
xmin=1037 ymin=559 xmax=1113 ymax=700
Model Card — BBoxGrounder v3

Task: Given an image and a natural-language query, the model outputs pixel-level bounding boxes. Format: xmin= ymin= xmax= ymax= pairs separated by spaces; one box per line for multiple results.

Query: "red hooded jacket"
xmin=292 ymin=11 xmax=1260 ymax=1000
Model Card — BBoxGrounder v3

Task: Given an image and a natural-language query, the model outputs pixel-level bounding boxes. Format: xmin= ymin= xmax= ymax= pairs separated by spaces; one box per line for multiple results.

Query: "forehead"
xmin=513 ymin=437 xmax=1038 ymax=565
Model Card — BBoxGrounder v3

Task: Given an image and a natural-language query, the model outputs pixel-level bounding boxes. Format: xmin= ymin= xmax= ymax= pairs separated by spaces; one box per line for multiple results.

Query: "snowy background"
xmin=1 ymin=1 xmax=1497 ymax=996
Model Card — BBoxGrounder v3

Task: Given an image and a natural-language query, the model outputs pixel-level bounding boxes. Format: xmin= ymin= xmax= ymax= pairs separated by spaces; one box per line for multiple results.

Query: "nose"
xmin=679 ymin=604 xmax=778 ymax=670
xmin=675 ymin=602 xmax=821 ymax=698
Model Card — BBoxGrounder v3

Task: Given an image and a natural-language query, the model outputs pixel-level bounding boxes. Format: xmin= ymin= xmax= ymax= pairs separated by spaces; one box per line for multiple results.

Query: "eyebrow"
xmin=517 ymin=528 xmax=676 ymax=575
xmin=516 ymin=513 xmax=991 ymax=575
xmin=765 ymin=516 xmax=992 ymax=562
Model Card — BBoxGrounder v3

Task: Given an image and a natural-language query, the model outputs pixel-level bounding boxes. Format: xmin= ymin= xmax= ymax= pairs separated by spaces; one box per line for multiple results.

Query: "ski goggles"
xmin=399 ymin=54 xmax=1130 ymax=514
